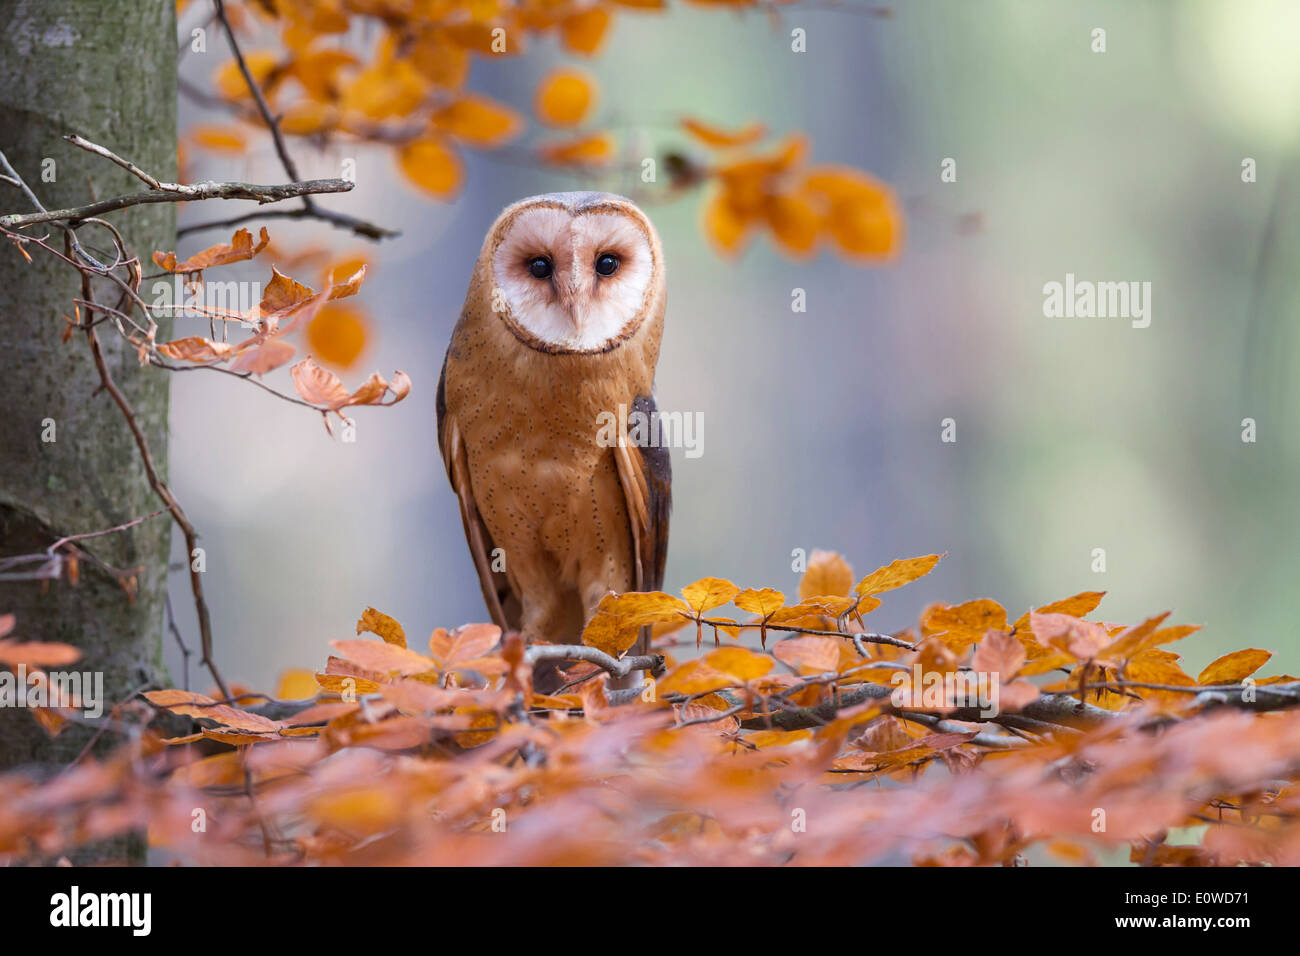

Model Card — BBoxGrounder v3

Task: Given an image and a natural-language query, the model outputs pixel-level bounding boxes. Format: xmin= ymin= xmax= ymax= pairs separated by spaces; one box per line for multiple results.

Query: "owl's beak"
xmin=557 ymin=283 xmax=586 ymax=334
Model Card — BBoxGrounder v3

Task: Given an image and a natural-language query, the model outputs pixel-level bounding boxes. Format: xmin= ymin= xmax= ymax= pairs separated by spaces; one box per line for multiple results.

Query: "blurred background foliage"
xmin=167 ymin=0 xmax=1300 ymax=691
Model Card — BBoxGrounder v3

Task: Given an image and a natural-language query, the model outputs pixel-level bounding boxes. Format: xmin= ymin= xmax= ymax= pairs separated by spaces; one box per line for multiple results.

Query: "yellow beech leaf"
xmin=1124 ymin=652 xmax=1197 ymax=704
xmin=583 ymin=591 xmax=688 ymax=656
xmin=923 ymin=600 xmax=1008 ymax=652
xmin=734 ymin=588 xmax=784 ymax=618
xmin=656 ymin=658 xmax=735 ymax=696
xmin=410 ymin=31 xmax=470 ymax=88
xmin=190 ymin=124 xmax=248 ymax=153
xmin=306 ymin=787 xmax=403 ymax=831
xmin=314 ymin=672 xmax=381 ymax=695
xmin=535 ymin=68 xmax=596 ymax=127
xmin=432 ymin=94 xmax=522 ymax=147
xmin=802 ymin=166 xmax=900 ymax=260
xmin=854 ymin=554 xmax=942 ymax=598
xmin=680 ymin=117 xmax=766 ymax=148
xmin=705 ymin=646 xmax=773 ymax=681
xmin=339 ymin=59 xmax=425 ymax=119
xmin=703 ymin=190 xmax=752 ymax=256
xmin=398 ymin=137 xmax=463 ymax=198
xmin=767 ymin=596 xmax=856 ymax=630
xmin=1198 ymin=649 xmax=1272 ymax=685
xmin=560 ymin=6 xmax=612 ymax=55
xmin=291 ymin=48 xmax=357 ymax=100
xmin=747 ymin=729 xmax=812 ymax=749
xmin=275 ymin=669 xmax=319 ymax=700
xmin=764 ymin=193 xmax=820 ymax=257
xmin=356 ymin=607 xmax=406 ymax=647
xmin=799 ymin=550 xmax=854 ymax=601
xmin=1105 ymin=619 xmax=1196 ymax=662
xmin=1012 ymin=591 xmax=1106 ymax=632
xmin=681 ymin=577 xmax=739 ymax=614
xmin=215 ymin=51 xmax=277 ymax=100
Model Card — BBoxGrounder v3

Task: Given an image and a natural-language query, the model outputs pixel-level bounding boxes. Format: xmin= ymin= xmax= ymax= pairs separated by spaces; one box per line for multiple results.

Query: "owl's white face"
xmin=491 ymin=197 xmax=655 ymax=354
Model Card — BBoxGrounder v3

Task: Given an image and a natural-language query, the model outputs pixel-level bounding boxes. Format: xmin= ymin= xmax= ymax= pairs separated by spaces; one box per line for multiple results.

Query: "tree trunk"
xmin=0 ymin=0 xmax=177 ymax=860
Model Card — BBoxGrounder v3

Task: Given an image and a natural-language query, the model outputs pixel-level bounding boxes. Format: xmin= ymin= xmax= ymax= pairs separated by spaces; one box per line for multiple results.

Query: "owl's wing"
xmin=613 ymin=394 xmax=673 ymax=592
xmin=436 ymin=353 xmax=521 ymax=631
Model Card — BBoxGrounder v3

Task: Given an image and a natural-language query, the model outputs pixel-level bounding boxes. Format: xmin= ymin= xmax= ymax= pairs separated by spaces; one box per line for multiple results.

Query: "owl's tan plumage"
xmin=437 ymin=192 xmax=670 ymax=671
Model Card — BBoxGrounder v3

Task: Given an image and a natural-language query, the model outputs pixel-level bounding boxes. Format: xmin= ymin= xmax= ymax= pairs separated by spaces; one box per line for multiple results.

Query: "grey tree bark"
xmin=0 ymin=0 xmax=178 ymax=855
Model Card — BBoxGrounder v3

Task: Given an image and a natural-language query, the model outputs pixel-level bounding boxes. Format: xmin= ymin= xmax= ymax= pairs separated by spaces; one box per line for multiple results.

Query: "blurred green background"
xmin=168 ymin=0 xmax=1300 ymax=691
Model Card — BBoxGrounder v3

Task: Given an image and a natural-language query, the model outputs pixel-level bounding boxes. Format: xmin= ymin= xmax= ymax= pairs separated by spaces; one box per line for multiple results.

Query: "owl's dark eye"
xmin=527 ymin=256 xmax=553 ymax=279
xmin=595 ymin=253 xmax=620 ymax=277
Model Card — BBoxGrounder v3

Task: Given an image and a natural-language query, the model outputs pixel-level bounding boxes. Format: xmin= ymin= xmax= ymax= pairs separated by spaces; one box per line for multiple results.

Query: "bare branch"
xmin=1 ymin=177 xmax=353 ymax=228
xmin=525 ymin=644 xmax=666 ymax=681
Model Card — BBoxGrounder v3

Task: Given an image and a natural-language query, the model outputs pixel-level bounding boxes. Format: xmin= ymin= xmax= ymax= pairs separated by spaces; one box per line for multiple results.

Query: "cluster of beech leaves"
xmin=3 ymin=550 xmax=1298 ymax=865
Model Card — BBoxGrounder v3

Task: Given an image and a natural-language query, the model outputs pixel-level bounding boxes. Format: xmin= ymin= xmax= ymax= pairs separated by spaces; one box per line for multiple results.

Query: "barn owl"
xmin=437 ymin=192 xmax=670 ymax=682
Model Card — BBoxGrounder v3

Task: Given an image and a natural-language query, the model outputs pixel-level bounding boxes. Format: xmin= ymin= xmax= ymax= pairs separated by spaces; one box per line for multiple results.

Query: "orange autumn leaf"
xmin=156 ymin=337 xmax=235 ymax=363
xmin=329 ymin=639 xmax=437 ymax=678
xmin=432 ymin=94 xmax=522 ymax=147
xmin=703 ymin=190 xmax=752 ymax=256
xmin=560 ymin=6 xmax=613 ymax=55
xmin=799 ymin=550 xmax=854 ymax=601
xmin=398 ymin=137 xmax=463 ymax=197
xmin=539 ymin=131 xmax=614 ymax=165
xmin=1198 ymin=649 xmax=1272 ymax=685
xmin=681 ymin=117 xmax=766 ymax=148
xmin=657 ymin=658 xmax=735 ymax=696
xmin=431 ymin=623 xmax=502 ymax=667
xmin=276 ymin=669 xmax=320 ymax=701
xmin=582 ymin=590 xmax=690 ymax=656
xmin=189 ymin=124 xmax=249 ymax=153
xmin=230 ymin=338 xmax=295 ymax=376
xmin=0 ymin=639 xmax=81 ymax=667
xmin=855 ymin=554 xmax=943 ymax=599
xmin=923 ymin=600 xmax=1009 ymax=652
xmin=215 ymin=51 xmax=278 ymax=100
xmin=772 ymin=636 xmax=840 ymax=675
xmin=339 ymin=59 xmax=425 ymax=119
xmin=143 ymin=690 xmax=282 ymax=734
xmin=535 ymin=68 xmax=596 ymax=127
xmin=803 ymin=166 xmax=901 ymax=259
xmin=290 ymin=48 xmax=358 ymax=100
xmin=357 ymin=608 xmax=406 ymax=648
xmin=307 ymin=305 xmax=368 ymax=369
xmin=152 ymin=227 xmax=269 ymax=274
xmin=705 ymin=646 xmax=773 ymax=681
xmin=290 ymin=356 xmax=350 ymax=409
xmin=764 ymin=193 xmax=820 ymax=256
